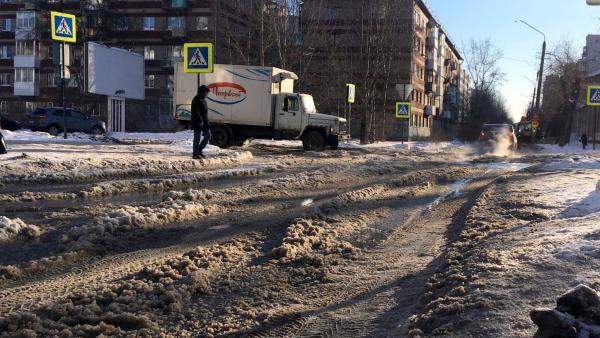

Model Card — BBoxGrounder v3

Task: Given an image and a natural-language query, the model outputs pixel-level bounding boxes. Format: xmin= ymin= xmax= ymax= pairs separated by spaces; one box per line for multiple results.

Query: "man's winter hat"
xmin=198 ymin=85 xmax=210 ymax=94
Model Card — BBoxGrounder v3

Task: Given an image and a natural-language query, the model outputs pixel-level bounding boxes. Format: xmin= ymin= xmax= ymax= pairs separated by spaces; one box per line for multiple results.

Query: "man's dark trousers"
xmin=193 ymin=127 xmax=211 ymax=156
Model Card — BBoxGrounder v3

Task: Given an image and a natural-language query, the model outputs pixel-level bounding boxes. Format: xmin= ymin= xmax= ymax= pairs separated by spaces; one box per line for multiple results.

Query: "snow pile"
xmin=0 ymin=236 xmax=258 ymax=337
xmin=0 ymin=265 xmax=22 ymax=281
xmin=341 ymin=139 xmax=470 ymax=153
xmin=531 ymin=285 xmax=600 ymax=338
xmin=0 ymin=216 xmax=40 ymax=241
xmin=65 ymin=201 xmax=225 ymax=251
xmin=2 ymin=129 xmax=103 ymax=144
xmin=0 ymin=150 xmax=253 ymax=187
xmin=271 ymin=218 xmax=360 ymax=266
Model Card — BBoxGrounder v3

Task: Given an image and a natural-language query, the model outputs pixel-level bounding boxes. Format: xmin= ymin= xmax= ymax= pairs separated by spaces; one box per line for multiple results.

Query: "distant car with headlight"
xmin=479 ymin=124 xmax=518 ymax=151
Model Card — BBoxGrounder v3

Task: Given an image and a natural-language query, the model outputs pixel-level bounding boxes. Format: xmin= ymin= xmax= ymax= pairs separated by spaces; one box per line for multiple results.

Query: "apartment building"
xmin=301 ymin=0 xmax=465 ymax=141
xmin=582 ymin=34 xmax=600 ymax=76
xmin=0 ymin=0 xmax=253 ymax=132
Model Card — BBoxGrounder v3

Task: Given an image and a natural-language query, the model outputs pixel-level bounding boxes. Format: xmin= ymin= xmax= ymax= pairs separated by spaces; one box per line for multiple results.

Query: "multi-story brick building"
xmin=0 ymin=0 xmax=253 ymax=132
xmin=301 ymin=0 xmax=466 ymax=141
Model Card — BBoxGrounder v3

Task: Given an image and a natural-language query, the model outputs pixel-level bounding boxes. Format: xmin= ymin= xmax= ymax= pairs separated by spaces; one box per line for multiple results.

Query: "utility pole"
xmin=535 ymin=40 xmax=546 ymax=119
xmin=531 ymin=86 xmax=536 ymax=118
xmin=517 ymin=20 xmax=546 ymax=119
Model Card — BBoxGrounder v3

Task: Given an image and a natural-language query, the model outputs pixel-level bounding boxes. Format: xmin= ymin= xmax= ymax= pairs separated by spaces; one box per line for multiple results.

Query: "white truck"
xmin=174 ymin=64 xmax=348 ymax=150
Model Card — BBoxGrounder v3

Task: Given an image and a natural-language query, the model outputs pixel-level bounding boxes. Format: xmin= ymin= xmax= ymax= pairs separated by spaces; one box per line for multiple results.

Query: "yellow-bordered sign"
xmin=346 ymin=84 xmax=355 ymax=104
xmin=51 ymin=11 xmax=76 ymax=43
xmin=395 ymin=101 xmax=411 ymax=119
xmin=183 ymin=43 xmax=214 ymax=73
xmin=587 ymin=85 xmax=600 ymax=106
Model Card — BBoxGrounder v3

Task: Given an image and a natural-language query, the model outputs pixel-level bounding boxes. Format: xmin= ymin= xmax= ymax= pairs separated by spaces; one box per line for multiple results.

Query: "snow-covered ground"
xmin=539 ymin=142 xmax=600 ymax=155
xmin=1 ymin=130 xmax=600 ymax=337
xmin=0 ymin=130 xmax=252 ymax=187
xmin=252 ymin=138 xmax=472 ymax=153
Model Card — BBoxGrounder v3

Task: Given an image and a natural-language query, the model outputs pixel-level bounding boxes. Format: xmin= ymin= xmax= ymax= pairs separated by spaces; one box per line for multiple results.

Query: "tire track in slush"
xmin=0 ymin=164 xmax=460 ymax=317
xmin=244 ymin=176 xmax=498 ymax=338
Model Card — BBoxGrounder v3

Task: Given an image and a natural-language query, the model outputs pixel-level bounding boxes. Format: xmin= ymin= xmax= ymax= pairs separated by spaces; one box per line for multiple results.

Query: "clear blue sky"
xmin=425 ymin=0 xmax=600 ymax=121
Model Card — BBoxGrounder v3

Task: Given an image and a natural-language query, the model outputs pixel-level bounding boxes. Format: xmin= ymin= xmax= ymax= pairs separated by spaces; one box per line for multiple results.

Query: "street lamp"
xmin=516 ymin=19 xmax=546 ymax=121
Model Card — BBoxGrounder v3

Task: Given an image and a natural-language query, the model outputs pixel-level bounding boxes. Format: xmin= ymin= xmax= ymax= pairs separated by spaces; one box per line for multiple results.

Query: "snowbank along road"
xmin=0 ymin=139 xmax=599 ymax=337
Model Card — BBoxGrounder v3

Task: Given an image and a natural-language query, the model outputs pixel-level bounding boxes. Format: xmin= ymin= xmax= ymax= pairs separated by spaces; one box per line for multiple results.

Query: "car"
xmin=28 ymin=107 xmax=106 ymax=136
xmin=479 ymin=124 xmax=518 ymax=151
xmin=0 ymin=114 xmax=21 ymax=131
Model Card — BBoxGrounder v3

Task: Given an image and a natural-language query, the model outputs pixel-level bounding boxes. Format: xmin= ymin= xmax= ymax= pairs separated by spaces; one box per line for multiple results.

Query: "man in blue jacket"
xmin=190 ymin=85 xmax=211 ymax=159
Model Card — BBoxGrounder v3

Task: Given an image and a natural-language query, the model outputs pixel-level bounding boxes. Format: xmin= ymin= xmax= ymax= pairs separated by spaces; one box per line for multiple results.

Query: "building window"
xmin=0 ymin=45 xmax=12 ymax=59
xmin=0 ymin=101 xmax=7 ymax=114
xmin=15 ymin=68 xmax=34 ymax=82
xmin=0 ymin=73 xmax=12 ymax=86
xmin=171 ymin=0 xmax=187 ymax=8
xmin=25 ymin=101 xmax=35 ymax=113
xmin=168 ymin=17 xmax=186 ymax=30
xmin=16 ymin=40 xmax=34 ymax=56
xmin=47 ymin=73 xmax=57 ymax=87
xmin=171 ymin=46 xmax=182 ymax=58
xmin=328 ymin=7 xmax=339 ymax=19
xmin=16 ymin=11 xmax=35 ymax=30
xmin=167 ymin=75 xmax=174 ymax=91
xmin=114 ymin=16 xmax=129 ymax=31
xmin=196 ymin=16 xmax=208 ymax=31
xmin=145 ymin=74 xmax=155 ymax=88
xmin=144 ymin=46 xmax=154 ymax=60
xmin=143 ymin=17 xmax=155 ymax=31
xmin=1 ymin=18 xmax=12 ymax=32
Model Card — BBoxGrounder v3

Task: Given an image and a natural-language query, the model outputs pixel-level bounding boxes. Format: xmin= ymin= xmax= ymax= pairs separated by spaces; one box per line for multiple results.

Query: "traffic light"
xmin=588 ymin=0 xmax=600 ymax=5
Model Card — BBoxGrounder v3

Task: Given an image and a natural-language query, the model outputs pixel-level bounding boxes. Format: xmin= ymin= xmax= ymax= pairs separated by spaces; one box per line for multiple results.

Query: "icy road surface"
xmin=0 ymin=136 xmax=599 ymax=337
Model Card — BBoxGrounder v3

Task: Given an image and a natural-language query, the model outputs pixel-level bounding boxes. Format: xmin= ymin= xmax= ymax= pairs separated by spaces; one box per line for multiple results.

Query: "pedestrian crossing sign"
xmin=183 ymin=43 xmax=214 ymax=73
xmin=587 ymin=86 xmax=600 ymax=106
xmin=51 ymin=11 xmax=76 ymax=43
xmin=395 ymin=102 xmax=411 ymax=119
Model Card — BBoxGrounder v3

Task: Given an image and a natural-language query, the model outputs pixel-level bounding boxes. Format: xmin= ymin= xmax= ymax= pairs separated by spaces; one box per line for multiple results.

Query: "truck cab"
xmin=274 ymin=93 xmax=348 ymax=150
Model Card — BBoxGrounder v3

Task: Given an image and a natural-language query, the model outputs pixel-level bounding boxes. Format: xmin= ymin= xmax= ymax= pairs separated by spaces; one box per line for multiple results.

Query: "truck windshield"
xmin=300 ymin=94 xmax=316 ymax=113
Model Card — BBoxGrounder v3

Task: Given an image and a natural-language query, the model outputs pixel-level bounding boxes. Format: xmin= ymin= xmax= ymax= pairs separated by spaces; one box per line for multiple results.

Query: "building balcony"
xmin=424 ymin=105 xmax=434 ymax=116
xmin=425 ymin=82 xmax=434 ymax=94
xmin=426 ymin=58 xmax=437 ymax=70
xmin=14 ymin=55 xmax=40 ymax=68
xmin=14 ymin=81 xmax=39 ymax=96
xmin=426 ymin=36 xmax=437 ymax=48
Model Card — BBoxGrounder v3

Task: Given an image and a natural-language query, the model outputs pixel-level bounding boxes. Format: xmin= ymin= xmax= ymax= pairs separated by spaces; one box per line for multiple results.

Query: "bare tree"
xmin=543 ymin=39 xmax=584 ymax=144
xmin=463 ymin=38 xmax=506 ymax=93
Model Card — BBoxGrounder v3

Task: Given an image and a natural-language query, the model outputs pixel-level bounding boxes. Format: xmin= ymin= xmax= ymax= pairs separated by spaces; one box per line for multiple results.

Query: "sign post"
xmin=346 ymin=83 xmax=355 ymax=137
xmin=587 ymin=86 xmax=600 ymax=150
xmin=51 ymin=11 xmax=76 ymax=139
xmin=183 ymin=42 xmax=214 ymax=83
xmin=396 ymin=101 xmax=411 ymax=144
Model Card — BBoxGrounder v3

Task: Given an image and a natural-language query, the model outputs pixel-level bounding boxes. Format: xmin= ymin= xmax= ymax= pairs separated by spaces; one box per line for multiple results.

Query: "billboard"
xmin=87 ymin=42 xmax=145 ymax=100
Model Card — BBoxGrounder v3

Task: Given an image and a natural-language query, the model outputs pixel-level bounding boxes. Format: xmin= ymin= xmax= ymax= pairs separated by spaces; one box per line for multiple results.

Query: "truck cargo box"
xmin=174 ymin=64 xmax=296 ymax=127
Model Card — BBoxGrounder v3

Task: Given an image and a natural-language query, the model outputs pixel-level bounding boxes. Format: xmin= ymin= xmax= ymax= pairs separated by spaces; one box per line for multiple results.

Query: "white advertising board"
xmin=87 ymin=42 xmax=145 ymax=100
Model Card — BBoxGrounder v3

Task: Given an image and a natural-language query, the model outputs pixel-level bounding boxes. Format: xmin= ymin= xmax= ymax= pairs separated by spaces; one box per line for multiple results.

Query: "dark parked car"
xmin=28 ymin=108 xmax=106 ymax=136
xmin=0 ymin=114 xmax=21 ymax=131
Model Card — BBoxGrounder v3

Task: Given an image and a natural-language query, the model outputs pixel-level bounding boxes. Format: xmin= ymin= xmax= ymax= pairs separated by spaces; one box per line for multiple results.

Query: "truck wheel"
xmin=302 ymin=130 xmax=326 ymax=151
xmin=210 ymin=125 xmax=232 ymax=148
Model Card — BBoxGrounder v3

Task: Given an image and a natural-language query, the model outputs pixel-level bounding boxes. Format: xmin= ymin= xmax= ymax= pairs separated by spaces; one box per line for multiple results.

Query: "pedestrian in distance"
xmin=0 ymin=130 xmax=7 ymax=155
xmin=191 ymin=85 xmax=211 ymax=159
xmin=580 ymin=133 xmax=588 ymax=150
